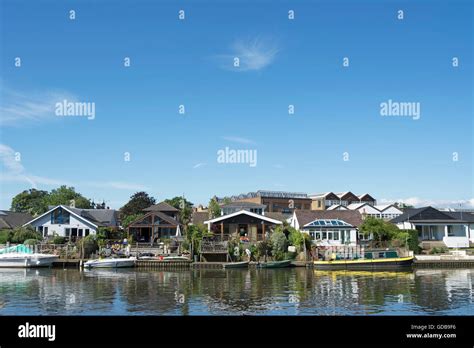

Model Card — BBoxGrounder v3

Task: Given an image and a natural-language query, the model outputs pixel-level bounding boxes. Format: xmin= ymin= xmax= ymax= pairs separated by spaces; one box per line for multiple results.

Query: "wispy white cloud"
xmin=0 ymin=144 xmax=70 ymax=189
xmin=221 ymin=136 xmax=256 ymax=144
xmin=215 ymin=36 xmax=279 ymax=72
xmin=0 ymin=144 xmax=147 ymax=192
xmin=193 ymin=163 xmax=206 ymax=169
xmin=379 ymin=197 xmax=474 ymax=209
xmin=0 ymin=85 xmax=78 ymax=126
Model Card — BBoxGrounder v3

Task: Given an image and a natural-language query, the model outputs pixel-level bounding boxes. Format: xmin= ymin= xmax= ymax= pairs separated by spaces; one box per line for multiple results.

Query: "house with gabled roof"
xmin=290 ymin=210 xmax=363 ymax=246
xmin=23 ymin=205 xmax=119 ymax=240
xmin=204 ymin=210 xmax=284 ymax=243
xmin=310 ymin=191 xmax=377 ymax=210
xmin=0 ymin=211 xmax=33 ymax=230
xmin=127 ymin=201 xmax=181 ymax=243
xmin=391 ymin=206 xmax=474 ymax=248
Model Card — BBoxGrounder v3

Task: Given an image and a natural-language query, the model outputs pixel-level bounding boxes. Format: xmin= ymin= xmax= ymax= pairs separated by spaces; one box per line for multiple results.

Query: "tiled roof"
xmin=264 ymin=212 xmax=291 ymax=222
xmin=191 ymin=211 xmax=209 ymax=225
xmin=143 ymin=202 xmax=179 ymax=212
xmin=390 ymin=206 xmax=463 ymax=223
xmin=0 ymin=211 xmax=34 ymax=229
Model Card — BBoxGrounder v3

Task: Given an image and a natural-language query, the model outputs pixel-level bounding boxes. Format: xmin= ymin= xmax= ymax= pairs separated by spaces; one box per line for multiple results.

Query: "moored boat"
xmin=223 ymin=261 xmax=249 ymax=269
xmin=0 ymin=253 xmax=58 ymax=268
xmin=84 ymin=256 xmax=136 ymax=268
xmin=313 ymin=249 xmax=414 ymax=270
xmin=0 ymin=244 xmax=58 ymax=268
xmin=258 ymin=260 xmax=292 ymax=268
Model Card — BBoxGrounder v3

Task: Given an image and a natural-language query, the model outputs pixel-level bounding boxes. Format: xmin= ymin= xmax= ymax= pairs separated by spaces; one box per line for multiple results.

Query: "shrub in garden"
xmin=10 ymin=226 xmax=42 ymax=244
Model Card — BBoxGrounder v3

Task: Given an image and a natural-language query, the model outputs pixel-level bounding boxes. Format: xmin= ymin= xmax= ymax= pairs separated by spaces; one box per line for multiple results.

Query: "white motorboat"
xmin=0 ymin=244 xmax=58 ymax=268
xmin=0 ymin=253 xmax=58 ymax=268
xmin=84 ymin=257 xmax=136 ymax=268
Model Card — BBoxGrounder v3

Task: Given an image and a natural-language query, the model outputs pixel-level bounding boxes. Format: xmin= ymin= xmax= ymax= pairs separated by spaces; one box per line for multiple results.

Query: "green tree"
xmin=120 ymin=192 xmax=156 ymax=217
xmin=359 ymin=217 xmax=399 ymax=242
xmin=165 ymin=196 xmax=193 ymax=225
xmin=208 ymin=197 xmax=221 ymax=219
xmin=47 ymin=186 xmax=92 ymax=208
xmin=10 ymin=189 xmax=49 ymax=215
xmin=186 ymin=224 xmax=212 ymax=256
xmin=10 ymin=226 xmax=42 ymax=244
xmin=270 ymin=231 xmax=288 ymax=261
xmin=121 ymin=213 xmax=144 ymax=229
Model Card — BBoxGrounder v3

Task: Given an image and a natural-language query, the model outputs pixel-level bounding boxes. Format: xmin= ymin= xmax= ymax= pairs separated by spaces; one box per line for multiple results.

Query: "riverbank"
xmin=50 ymin=257 xmax=474 ymax=269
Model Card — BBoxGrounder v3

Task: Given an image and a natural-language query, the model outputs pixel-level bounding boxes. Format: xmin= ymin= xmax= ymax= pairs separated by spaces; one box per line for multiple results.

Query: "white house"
xmin=24 ymin=205 xmax=119 ymax=240
xmin=329 ymin=202 xmax=403 ymax=220
xmin=391 ymin=206 xmax=474 ymax=248
xmin=290 ymin=210 xmax=363 ymax=246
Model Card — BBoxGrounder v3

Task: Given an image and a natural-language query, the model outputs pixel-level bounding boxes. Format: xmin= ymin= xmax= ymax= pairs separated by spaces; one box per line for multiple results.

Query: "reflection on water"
xmin=0 ymin=268 xmax=473 ymax=315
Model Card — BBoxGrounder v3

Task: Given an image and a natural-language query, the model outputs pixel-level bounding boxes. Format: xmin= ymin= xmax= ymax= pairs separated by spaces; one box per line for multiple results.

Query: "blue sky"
xmin=0 ymin=0 xmax=473 ymax=210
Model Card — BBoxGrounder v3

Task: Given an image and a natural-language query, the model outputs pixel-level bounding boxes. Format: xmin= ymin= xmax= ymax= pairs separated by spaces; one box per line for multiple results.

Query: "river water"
xmin=0 ymin=268 xmax=473 ymax=315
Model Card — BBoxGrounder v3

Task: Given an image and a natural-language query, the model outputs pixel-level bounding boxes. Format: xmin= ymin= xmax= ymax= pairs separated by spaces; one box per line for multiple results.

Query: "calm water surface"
xmin=0 ymin=268 xmax=473 ymax=315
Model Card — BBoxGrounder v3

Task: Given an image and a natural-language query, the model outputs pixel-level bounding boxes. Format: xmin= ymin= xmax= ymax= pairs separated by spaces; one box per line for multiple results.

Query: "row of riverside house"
xmin=4 ymin=190 xmax=474 ymax=251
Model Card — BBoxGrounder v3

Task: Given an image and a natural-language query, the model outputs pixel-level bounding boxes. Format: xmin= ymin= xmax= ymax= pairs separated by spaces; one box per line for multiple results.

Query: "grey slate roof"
xmin=390 ymin=206 xmax=474 ymax=224
xmin=0 ymin=211 xmax=34 ymax=229
xmin=191 ymin=211 xmax=210 ymax=226
xmin=265 ymin=212 xmax=291 ymax=223
xmin=143 ymin=202 xmax=179 ymax=212
xmin=67 ymin=207 xmax=118 ymax=227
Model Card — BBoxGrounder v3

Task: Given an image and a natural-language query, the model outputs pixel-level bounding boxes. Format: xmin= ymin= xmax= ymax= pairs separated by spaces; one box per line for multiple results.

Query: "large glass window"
xmin=51 ymin=208 xmax=70 ymax=224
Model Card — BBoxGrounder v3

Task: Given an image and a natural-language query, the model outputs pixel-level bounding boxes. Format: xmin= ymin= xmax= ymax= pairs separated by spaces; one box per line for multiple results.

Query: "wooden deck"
xmin=414 ymin=259 xmax=474 ymax=268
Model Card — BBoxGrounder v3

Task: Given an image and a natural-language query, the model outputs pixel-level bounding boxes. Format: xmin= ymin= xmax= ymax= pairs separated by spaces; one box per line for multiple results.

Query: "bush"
xmin=429 ymin=247 xmax=449 ymax=255
xmin=52 ymin=235 xmax=66 ymax=244
xmin=0 ymin=230 xmax=13 ymax=244
xmin=406 ymin=229 xmax=421 ymax=254
xmin=271 ymin=231 xmax=288 ymax=261
xmin=10 ymin=226 xmax=42 ymax=244
xmin=79 ymin=234 xmax=99 ymax=257
xmin=23 ymin=239 xmax=38 ymax=245
xmin=256 ymin=240 xmax=271 ymax=261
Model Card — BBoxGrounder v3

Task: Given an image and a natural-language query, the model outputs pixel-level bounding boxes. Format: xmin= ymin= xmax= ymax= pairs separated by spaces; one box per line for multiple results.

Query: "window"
xmin=78 ymin=229 xmax=83 ymax=237
xmin=51 ymin=208 xmax=70 ymax=224
xmin=447 ymin=226 xmax=454 ymax=236
xmin=327 ymin=232 xmax=333 ymax=240
xmin=85 ymin=229 xmax=90 ymax=236
xmin=65 ymin=228 xmax=70 ymax=237
xmin=38 ymin=226 xmax=43 ymax=233
xmin=315 ymin=232 xmax=321 ymax=240
xmin=322 ymin=232 xmax=327 ymax=240
xmin=44 ymin=227 xmax=48 ymax=237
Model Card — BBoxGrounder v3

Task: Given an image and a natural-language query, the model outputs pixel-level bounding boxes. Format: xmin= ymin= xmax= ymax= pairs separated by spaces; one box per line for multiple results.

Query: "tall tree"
xmin=120 ymin=192 xmax=156 ymax=217
xmin=359 ymin=216 xmax=399 ymax=242
xmin=208 ymin=197 xmax=221 ymax=219
xmin=165 ymin=196 xmax=193 ymax=225
xmin=47 ymin=185 xmax=92 ymax=208
xmin=11 ymin=189 xmax=49 ymax=215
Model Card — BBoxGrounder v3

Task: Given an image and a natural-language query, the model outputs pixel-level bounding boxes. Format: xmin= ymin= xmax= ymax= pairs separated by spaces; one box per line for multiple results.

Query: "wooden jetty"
xmin=414 ymin=259 xmax=474 ymax=268
xmin=136 ymin=259 xmax=192 ymax=270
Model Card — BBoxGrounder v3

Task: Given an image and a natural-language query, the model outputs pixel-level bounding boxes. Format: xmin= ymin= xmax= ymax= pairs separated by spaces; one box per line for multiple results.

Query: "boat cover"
xmin=0 ymin=244 xmax=34 ymax=254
